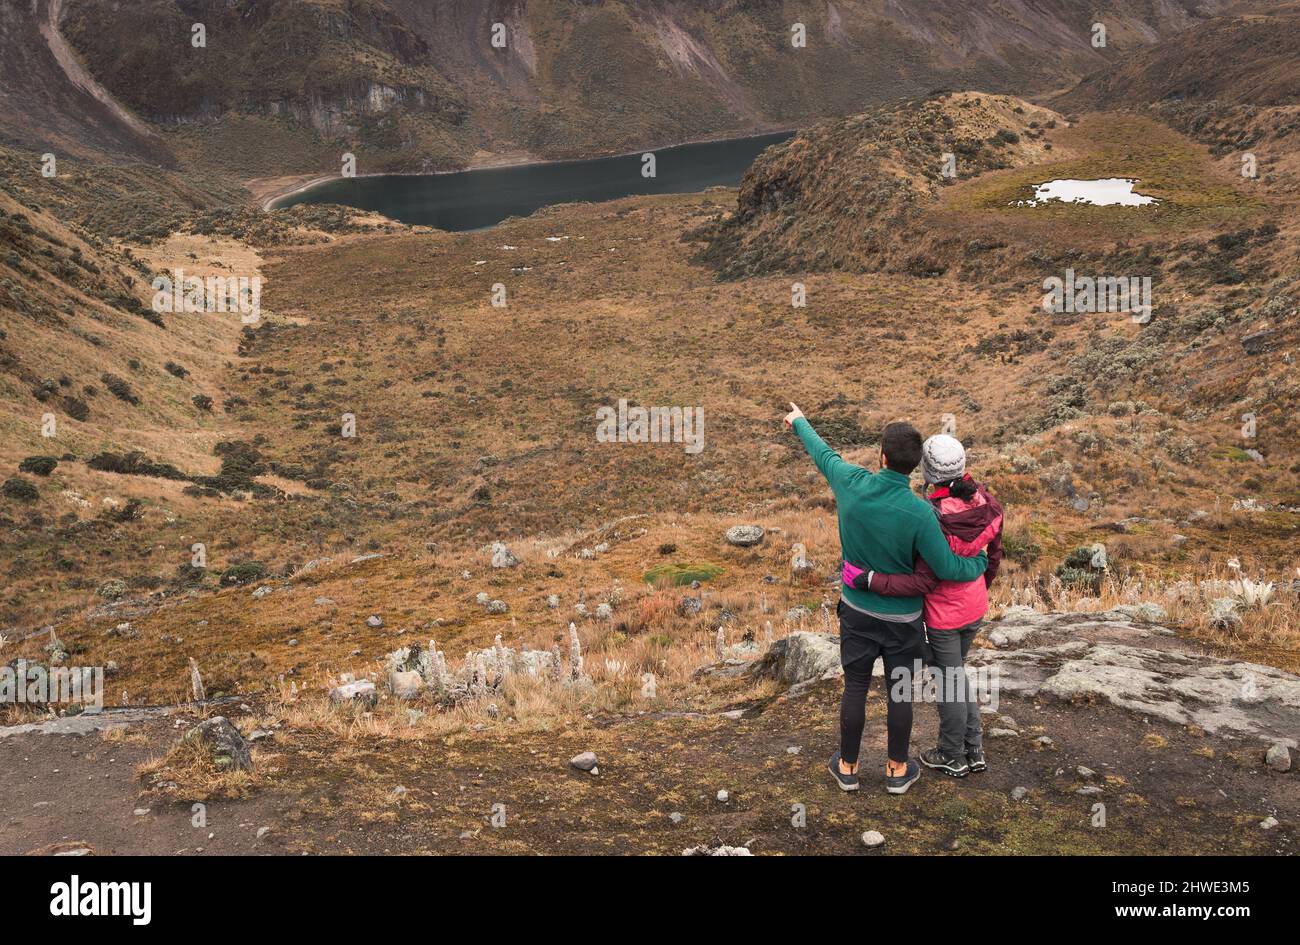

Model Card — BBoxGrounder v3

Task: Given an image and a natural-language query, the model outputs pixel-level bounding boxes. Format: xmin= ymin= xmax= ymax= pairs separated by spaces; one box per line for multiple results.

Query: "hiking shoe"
xmin=920 ymin=748 xmax=970 ymax=778
xmin=828 ymin=751 xmax=860 ymax=792
xmin=966 ymin=748 xmax=987 ymax=773
xmin=884 ymin=758 xmax=922 ymax=795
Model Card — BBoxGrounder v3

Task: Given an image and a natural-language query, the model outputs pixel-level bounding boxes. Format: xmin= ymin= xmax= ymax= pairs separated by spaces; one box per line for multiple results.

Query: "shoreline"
xmin=254 ymin=125 xmax=799 ymax=211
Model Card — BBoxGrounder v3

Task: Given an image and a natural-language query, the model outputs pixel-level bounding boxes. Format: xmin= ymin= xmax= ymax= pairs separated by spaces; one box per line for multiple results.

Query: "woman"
xmin=842 ymin=434 xmax=1003 ymax=777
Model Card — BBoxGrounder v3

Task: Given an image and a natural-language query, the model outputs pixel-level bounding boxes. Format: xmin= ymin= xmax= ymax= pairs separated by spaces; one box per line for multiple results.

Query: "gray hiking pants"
xmin=925 ymin=620 xmax=983 ymax=759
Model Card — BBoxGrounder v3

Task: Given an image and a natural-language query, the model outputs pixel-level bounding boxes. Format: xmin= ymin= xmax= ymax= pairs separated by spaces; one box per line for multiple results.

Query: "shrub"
xmin=2 ymin=476 xmax=39 ymax=502
xmin=165 ymin=361 xmax=190 ymax=378
xmin=18 ymin=456 xmax=58 ymax=476
xmin=87 ymin=451 xmax=188 ymax=480
xmin=101 ymin=373 xmax=140 ymax=405
xmin=220 ymin=561 xmax=267 ymax=586
xmin=192 ymin=394 xmax=214 ymax=412
xmin=62 ymin=396 xmax=90 ymax=421
xmin=1001 ymin=529 xmax=1041 ymax=564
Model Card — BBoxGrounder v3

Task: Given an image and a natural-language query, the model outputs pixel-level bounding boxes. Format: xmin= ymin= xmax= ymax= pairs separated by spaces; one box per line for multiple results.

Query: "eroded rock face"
xmin=970 ymin=610 xmax=1300 ymax=746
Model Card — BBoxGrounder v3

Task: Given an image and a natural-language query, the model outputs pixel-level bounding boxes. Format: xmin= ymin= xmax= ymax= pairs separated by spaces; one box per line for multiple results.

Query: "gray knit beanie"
xmin=921 ymin=434 xmax=966 ymax=485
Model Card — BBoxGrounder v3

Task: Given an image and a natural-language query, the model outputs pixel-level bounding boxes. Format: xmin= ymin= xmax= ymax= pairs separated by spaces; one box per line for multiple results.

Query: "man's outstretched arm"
xmin=914 ymin=512 xmax=987 ymax=583
xmin=784 ymin=403 xmax=858 ymax=493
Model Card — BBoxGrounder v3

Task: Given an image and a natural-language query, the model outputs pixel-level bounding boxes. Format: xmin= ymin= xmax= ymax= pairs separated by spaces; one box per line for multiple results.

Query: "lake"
xmin=272 ymin=131 xmax=794 ymax=231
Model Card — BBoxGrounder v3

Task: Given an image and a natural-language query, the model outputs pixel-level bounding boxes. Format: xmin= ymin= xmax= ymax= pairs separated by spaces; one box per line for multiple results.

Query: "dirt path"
xmin=2 ymin=678 xmax=1293 ymax=855
xmin=38 ymin=0 xmax=158 ymax=141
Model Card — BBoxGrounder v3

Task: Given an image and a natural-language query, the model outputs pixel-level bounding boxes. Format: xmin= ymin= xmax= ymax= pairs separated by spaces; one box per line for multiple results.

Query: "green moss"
xmin=643 ymin=562 xmax=724 ymax=587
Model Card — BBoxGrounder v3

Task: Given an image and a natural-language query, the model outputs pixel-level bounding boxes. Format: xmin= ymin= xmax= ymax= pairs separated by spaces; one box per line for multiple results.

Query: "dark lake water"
xmin=273 ymin=131 xmax=794 ymax=231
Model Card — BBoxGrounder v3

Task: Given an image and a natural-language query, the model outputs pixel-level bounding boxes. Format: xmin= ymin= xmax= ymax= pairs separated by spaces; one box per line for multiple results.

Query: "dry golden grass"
xmin=136 ymin=736 xmax=261 ymax=802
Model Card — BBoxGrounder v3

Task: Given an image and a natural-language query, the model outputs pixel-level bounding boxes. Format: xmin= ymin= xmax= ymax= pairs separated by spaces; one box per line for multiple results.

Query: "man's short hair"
xmin=881 ymin=422 xmax=923 ymax=474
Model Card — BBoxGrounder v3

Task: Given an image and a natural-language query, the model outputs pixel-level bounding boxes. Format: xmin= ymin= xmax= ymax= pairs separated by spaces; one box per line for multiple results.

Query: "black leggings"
xmin=840 ymin=651 xmax=916 ymax=766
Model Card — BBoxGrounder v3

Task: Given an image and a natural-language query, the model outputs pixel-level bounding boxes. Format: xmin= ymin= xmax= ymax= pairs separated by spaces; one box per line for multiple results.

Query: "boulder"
xmin=1112 ymin=602 xmax=1168 ymax=624
xmin=330 ymin=680 xmax=378 ymax=707
xmin=725 ymin=525 xmax=766 ymax=547
xmin=1266 ymin=743 xmax=1292 ymax=773
xmin=1241 ymin=329 xmax=1276 ymax=356
xmin=183 ymin=716 xmax=252 ymax=771
xmin=747 ymin=632 xmax=842 ymax=686
xmin=570 ymin=751 xmax=598 ymax=772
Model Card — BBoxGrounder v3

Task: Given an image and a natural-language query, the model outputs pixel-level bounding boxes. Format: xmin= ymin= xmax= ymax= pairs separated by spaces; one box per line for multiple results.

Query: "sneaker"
xmin=828 ymin=751 xmax=860 ymax=792
xmin=884 ymin=758 xmax=922 ymax=795
xmin=920 ymin=747 xmax=970 ymax=778
xmin=966 ymin=748 xmax=987 ymax=773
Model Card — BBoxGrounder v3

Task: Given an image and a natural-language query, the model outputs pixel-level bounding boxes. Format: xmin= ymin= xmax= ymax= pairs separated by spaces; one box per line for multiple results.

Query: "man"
xmin=784 ymin=404 xmax=987 ymax=794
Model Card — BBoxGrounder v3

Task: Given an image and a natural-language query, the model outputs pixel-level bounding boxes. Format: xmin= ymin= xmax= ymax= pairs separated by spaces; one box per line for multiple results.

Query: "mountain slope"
xmin=0 ymin=0 xmax=169 ymax=163
xmin=1055 ymin=5 xmax=1300 ymax=110
xmin=41 ymin=0 xmax=1234 ymax=175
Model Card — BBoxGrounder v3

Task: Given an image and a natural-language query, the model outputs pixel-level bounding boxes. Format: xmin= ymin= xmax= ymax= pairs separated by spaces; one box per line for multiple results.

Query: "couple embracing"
xmin=783 ymin=404 xmax=1004 ymax=794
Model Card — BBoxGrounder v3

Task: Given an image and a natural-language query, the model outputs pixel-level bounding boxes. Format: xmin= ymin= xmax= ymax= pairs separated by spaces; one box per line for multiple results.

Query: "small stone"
xmin=861 ymin=830 xmax=885 ymax=848
xmin=1076 ymin=785 xmax=1104 ymax=796
xmin=1260 ymin=816 xmax=1279 ymax=830
xmin=988 ymin=728 xmax=1019 ymax=739
xmin=786 ymin=746 xmax=802 ymax=755
xmin=1011 ymin=786 xmax=1029 ymax=801
xmin=1034 ymin=736 xmax=1054 ymax=748
xmin=1077 ymin=765 xmax=1096 ymax=780
xmin=133 ymin=808 xmax=150 ymax=816
xmin=716 ymin=789 xmax=730 ymax=803
xmin=669 ymin=812 xmax=684 ymax=824
xmin=366 ymin=615 xmax=384 ymax=628
xmin=1265 ymin=743 xmax=1292 ymax=773
xmin=313 ymin=596 xmax=335 ymax=606
xmin=256 ymin=826 xmax=271 ymax=839
xmin=570 ymin=751 xmax=598 ymax=772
